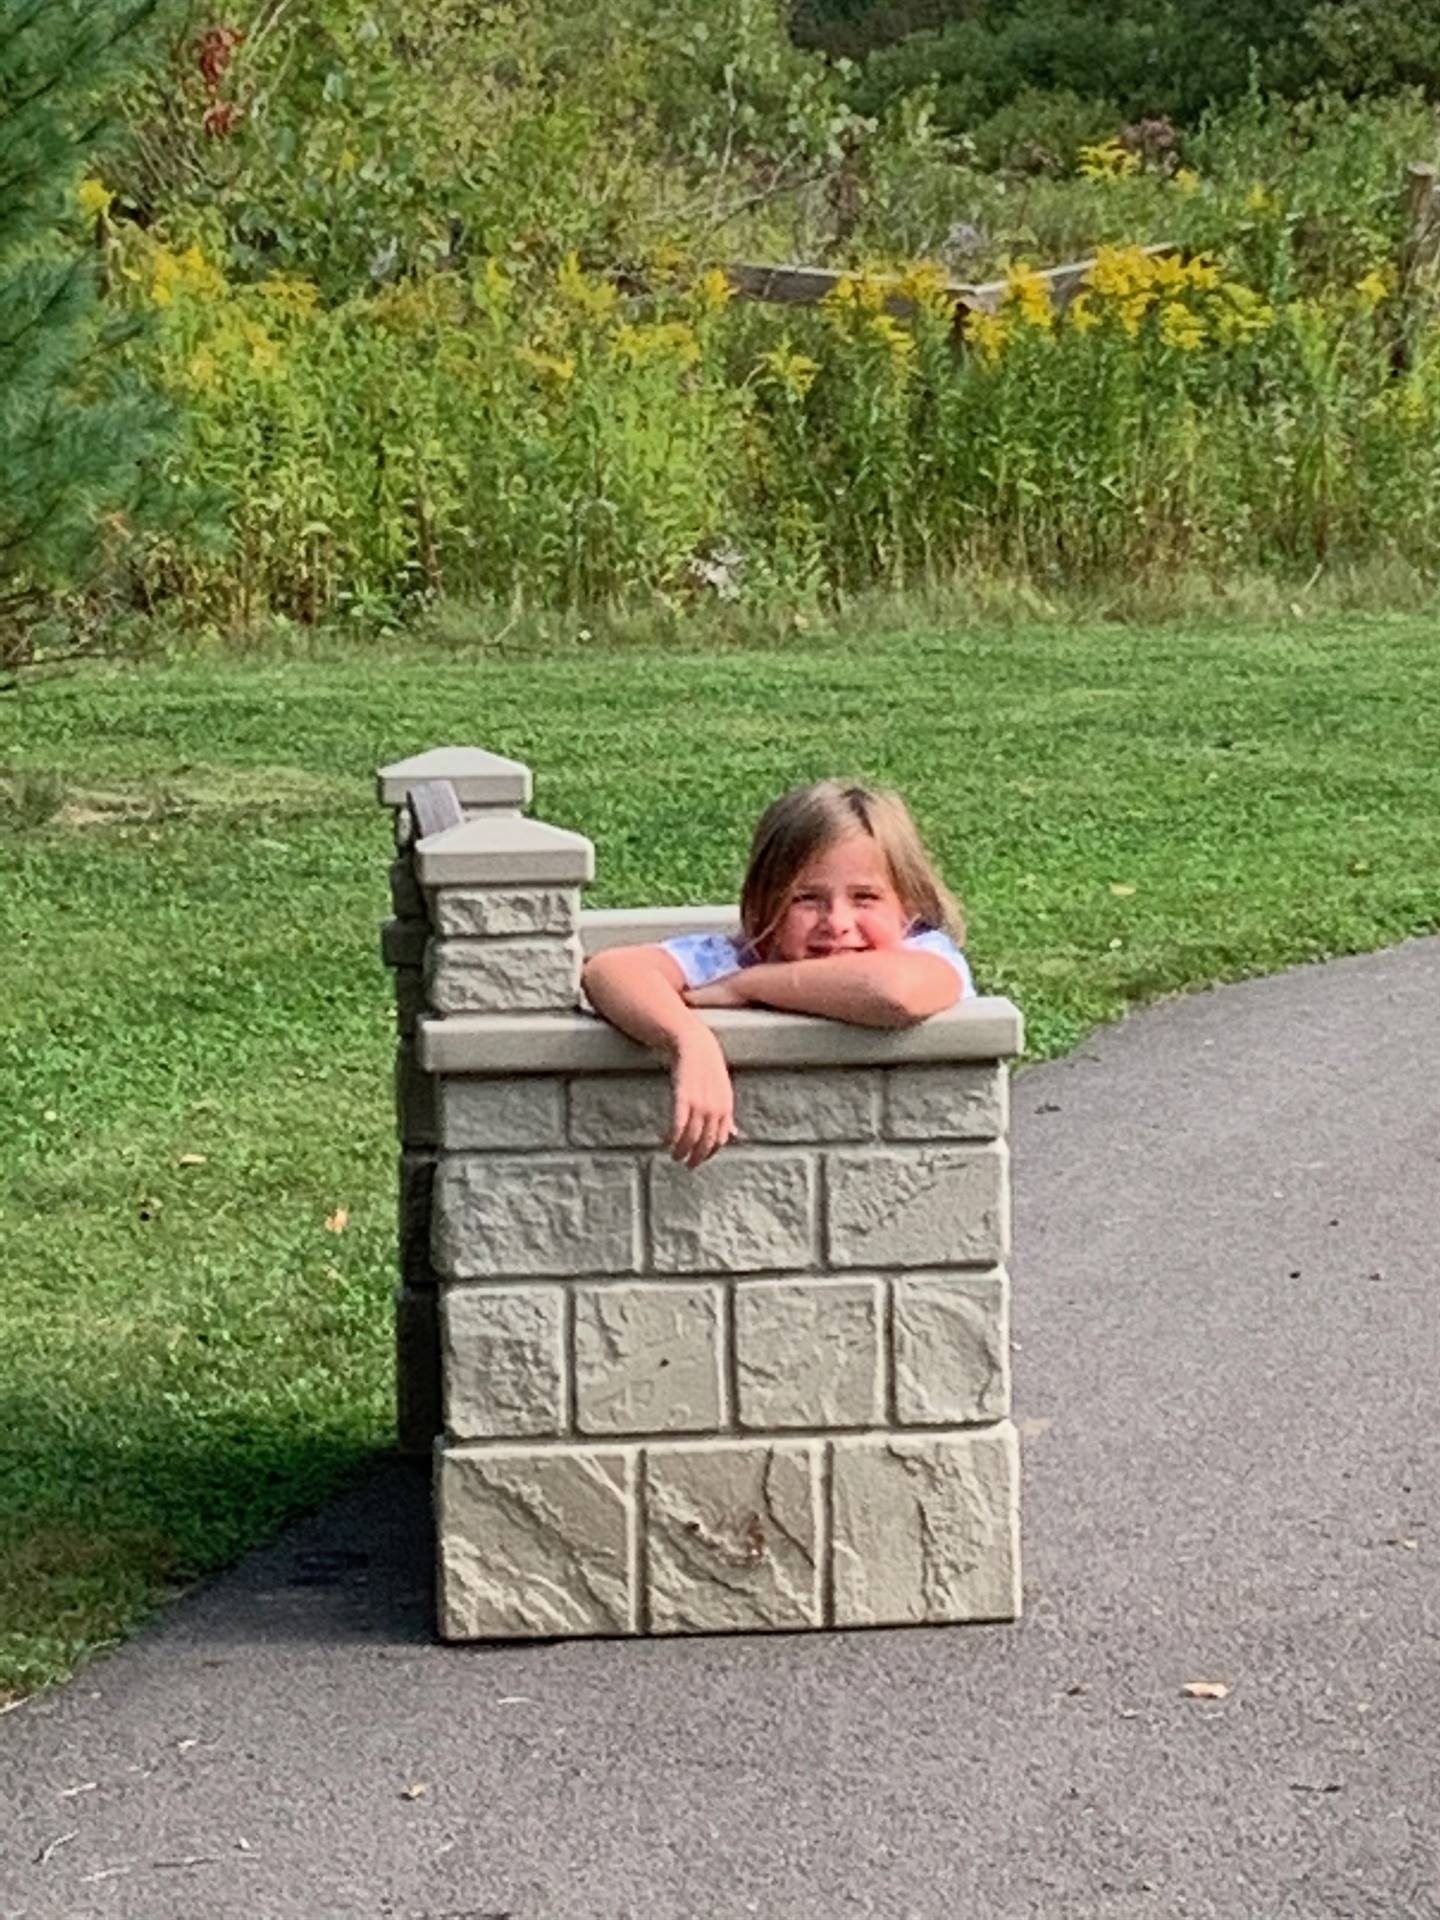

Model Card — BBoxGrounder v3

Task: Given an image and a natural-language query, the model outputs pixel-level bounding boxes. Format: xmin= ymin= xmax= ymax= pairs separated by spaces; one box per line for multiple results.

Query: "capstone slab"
xmin=434 ymin=1155 xmax=641 ymax=1279
xmin=426 ymin=936 xmax=581 ymax=1015
xmin=892 ymin=1271 xmax=1010 ymax=1424
xmin=883 ymin=1064 xmax=1008 ymax=1141
xmin=573 ymin=1283 xmax=723 ymax=1435
xmin=438 ymin=1076 xmax=567 ymax=1151
xmin=826 ymin=1144 xmax=1009 ymax=1269
xmin=433 ymin=887 xmax=579 ymax=939
xmin=443 ymin=1285 xmax=566 ymax=1439
xmin=645 ymin=1440 xmax=822 ymax=1633
xmin=436 ymin=1445 xmax=635 ymax=1639
xmin=830 ymin=1424 xmax=1021 ymax=1625
xmin=649 ymin=1151 xmax=817 ymax=1274
xmin=734 ymin=1278 xmax=883 ymax=1429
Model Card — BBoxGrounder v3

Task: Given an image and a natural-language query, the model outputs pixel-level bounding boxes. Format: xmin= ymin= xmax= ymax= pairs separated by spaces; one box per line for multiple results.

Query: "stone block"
xmin=398 ymin=1151 xmax=436 ymax=1286
xmin=389 ymin=857 xmax=426 ymax=921
xmin=649 ymin=1152 xmax=817 ymax=1274
xmin=426 ymin=936 xmax=581 ymax=1015
xmin=395 ymin=1285 xmax=440 ymax=1457
xmin=568 ymin=1074 xmax=671 ymax=1148
xmin=568 ymin=1072 xmax=877 ymax=1149
xmin=893 ymin=1272 xmax=1009 ymax=1425
xmin=443 ymin=1285 xmax=566 ymax=1439
xmin=433 ymin=887 xmax=578 ymax=939
xmin=883 ymin=1065 xmax=1008 ymax=1141
xmin=434 ymin=1155 xmax=640 ymax=1280
xmin=645 ymin=1440 xmax=822 ymax=1633
xmin=734 ymin=1279 xmax=882 ymax=1429
xmin=395 ymin=1041 xmax=436 ymax=1147
xmin=830 ymin=1425 xmax=1021 ymax=1625
xmin=574 ymin=1283 xmax=723 ymax=1435
xmin=438 ymin=1076 xmax=566 ymax=1151
xmin=437 ymin=1444 xmax=636 ymax=1640
xmin=826 ymin=1144 xmax=1008 ymax=1270
xmin=392 ymin=966 xmax=425 ymax=1037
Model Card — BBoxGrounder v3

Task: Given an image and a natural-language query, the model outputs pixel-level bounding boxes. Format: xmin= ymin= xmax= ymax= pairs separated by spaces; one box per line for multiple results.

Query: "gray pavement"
xmin=3 ymin=939 xmax=1439 ymax=1920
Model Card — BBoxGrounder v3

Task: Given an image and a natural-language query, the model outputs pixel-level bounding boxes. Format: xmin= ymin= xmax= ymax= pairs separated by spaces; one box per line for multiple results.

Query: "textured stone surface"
xmin=884 ymin=1065 xmax=1008 ymax=1141
xmin=645 ymin=1441 xmax=821 ymax=1633
xmin=826 ymin=1144 xmax=1008 ymax=1269
xmin=443 ymin=1286 xmax=565 ymax=1439
xmin=574 ymin=1284 xmax=723 ymax=1435
xmin=395 ymin=1041 xmax=437 ymax=1147
xmin=427 ymin=936 xmax=580 ymax=1014
xmin=734 ymin=1279 xmax=882 ymax=1429
xmin=893 ymin=1272 xmax=1010 ymax=1424
xmin=434 ymin=1156 xmax=640 ymax=1279
xmin=830 ymin=1425 xmax=1021 ymax=1625
xmin=398 ymin=1151 xmax=436 ymax=1286
xmin=394 ymin=1285 xmax=440 ymax=1458
xmin=568 ymin=1070 xmax=878 ymax=1148
xmin=433 ymin=888 xmax=578 ymax=939
xmin=437 ymin=1446 xmax=635 ymax=1640
xmin=438 ymin=1076 xmax=566 ymax=1151
xmin=649 ymin=1152 xmax=817 ymax=1274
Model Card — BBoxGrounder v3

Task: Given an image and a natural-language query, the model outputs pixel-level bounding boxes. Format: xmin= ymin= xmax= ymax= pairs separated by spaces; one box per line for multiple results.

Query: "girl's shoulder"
xmin=903 ymin=925 xmax=975 ymax=996
xmin=659 ymin=928 xmax=751 ymax=988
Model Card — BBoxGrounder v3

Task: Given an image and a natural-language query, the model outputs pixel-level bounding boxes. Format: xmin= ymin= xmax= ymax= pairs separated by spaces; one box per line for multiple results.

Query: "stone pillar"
xmin=403 ymin=784 xmax=1026 ymax=1639
xmin=376 ymin=745 xmax=533 ymax=1456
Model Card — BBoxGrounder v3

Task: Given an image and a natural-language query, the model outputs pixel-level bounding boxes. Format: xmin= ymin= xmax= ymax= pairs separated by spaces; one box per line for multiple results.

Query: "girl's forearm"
xmin=582 ymin=951 xmax=709 ymax=1056
xmin=732 ymin=952 xmax=958 ymax=1026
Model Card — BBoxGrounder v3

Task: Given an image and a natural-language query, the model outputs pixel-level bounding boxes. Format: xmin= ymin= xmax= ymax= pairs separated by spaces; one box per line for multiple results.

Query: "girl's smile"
xmin=771 ymin=833 xmax=911 ymax=963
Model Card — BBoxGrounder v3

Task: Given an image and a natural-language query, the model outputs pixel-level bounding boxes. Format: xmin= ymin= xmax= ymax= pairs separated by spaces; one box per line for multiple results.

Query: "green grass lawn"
xmin=3 ymin=612 xmax=1439 ymax=1699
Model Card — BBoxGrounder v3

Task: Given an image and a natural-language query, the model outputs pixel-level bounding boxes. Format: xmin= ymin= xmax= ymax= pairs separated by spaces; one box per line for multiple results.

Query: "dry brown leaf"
xmin=400 ymin=1782 xmax=428 ymax=1801
xmin=1109 ymin=882 xmax=1137 ymax=897
xmin=325 ymin=1207 xmax=349 ymax=1234
xmin=1181 ymin=1680 xmax=1230 ymax=1700
xmin=176 ymin=1153 xmax=206 ymax=1168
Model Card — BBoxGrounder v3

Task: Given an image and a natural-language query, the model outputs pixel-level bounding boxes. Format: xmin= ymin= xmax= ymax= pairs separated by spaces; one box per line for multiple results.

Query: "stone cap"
xmin=377 ymin=747 xmax=532 ymax=809
xmin=416 ymin=816 xmax=595 ymax=888
xmin=580 ymin=905 xmax=735 ymax=955
xmin=418 ymin=997 xmax=1022 ymax=1074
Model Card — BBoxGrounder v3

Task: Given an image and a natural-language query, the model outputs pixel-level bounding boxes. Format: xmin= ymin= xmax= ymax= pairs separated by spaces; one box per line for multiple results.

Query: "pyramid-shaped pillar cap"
xmin=376 ymin=746 xmax=532 ymax=809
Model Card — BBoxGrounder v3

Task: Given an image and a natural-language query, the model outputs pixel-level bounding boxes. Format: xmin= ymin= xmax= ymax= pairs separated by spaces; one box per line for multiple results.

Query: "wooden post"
xmin=1402 ymin=162 xmax=1439 ymax=286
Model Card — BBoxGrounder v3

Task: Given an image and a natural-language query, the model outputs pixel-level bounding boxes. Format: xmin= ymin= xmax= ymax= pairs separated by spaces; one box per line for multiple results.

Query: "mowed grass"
xmin=3 ymin=612 xmax=1439 ymax=1698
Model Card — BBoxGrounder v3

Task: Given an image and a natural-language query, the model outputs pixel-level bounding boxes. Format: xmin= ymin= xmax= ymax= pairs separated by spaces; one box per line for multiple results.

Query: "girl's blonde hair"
xmin=739 ymin=780 xmax=965 ymax=958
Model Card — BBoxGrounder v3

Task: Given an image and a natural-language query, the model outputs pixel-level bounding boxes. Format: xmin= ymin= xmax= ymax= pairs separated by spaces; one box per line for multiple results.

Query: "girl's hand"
xmin=670 ymin=1026 xmax=736 ymax=1168
xmin=683 ymin=974 xmax=749 ymax=1010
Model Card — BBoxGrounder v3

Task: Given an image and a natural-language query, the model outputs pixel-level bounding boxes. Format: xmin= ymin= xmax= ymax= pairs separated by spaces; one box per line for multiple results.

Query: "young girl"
xmin=583 ymin=780 xmax=972 ymax=1170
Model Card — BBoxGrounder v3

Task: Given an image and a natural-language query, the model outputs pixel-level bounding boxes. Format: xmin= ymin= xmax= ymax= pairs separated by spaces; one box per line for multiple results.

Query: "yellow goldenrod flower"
xmin=822 ymin=275 xmax=858 ymax=313
xmin=897 ymin=261 xmax=952 ymax=314
xmin=612 ymin=321 xmax=702 ymax=368
xmin=868 ymin=312 xmax=916 ymax=363
xmin=1004 ymin=262 xmax=1055 ymax=330
xmin=257 ymin=275 xmax=319 ymax=315
xmin=1078 ymin=139 xmax=1140 ymax=181
xmin=1152 ymin=253 xmax=1190 ymax=292
xmin=514 ymin=343 xmax=577 ymax=383
xmin=1085 ymin=245 xmax=1156 ymax=300
xmin=1118 ymin=291 xmax=1154 ymax=338
xmin=694 ymin=267 xmax=735 ymax=312
xmin=1244 ymin=183 xmax=1276 ymax=215
xmin=77 ymin=177 xmax=113 ymax=218
xmin=1184 ymin=253 xmax=1222 ymax=291
xmin=1160 ymin=301 xmax=1205 ymax=351
xmin=757 ymin=342 xmax=820 ymax=399
xmin=482 ymin=258 xmax=512 ymax=303
xmin=556 ymin=251 xmax=618 ymax=323
xmin=966 ymin=309 xmax=1011 ymax=363
xmin=1173 ymin=167 xmax=1200 ymax=196
xmin=1069 ymin=293 xmax=1101 ymax=334
xmin=1355 ymin=269 xmax=1390 ymax=309
xmin=186 ymin=348 xmax=218 ymax=389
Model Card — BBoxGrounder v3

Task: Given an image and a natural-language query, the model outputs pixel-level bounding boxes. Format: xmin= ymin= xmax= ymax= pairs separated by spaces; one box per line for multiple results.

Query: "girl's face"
xmin=769 ymin=831 xmax=911 ymax=963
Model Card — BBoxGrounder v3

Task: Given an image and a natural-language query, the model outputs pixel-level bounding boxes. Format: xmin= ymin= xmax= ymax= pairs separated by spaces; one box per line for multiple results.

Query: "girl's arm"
xmin=581 ymin=945 xmax=736 ymax=1167
xmin=687 ymin=950 xmax=960 ymax=1026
